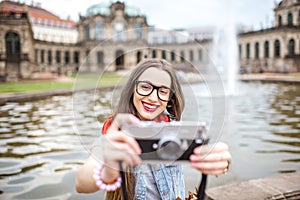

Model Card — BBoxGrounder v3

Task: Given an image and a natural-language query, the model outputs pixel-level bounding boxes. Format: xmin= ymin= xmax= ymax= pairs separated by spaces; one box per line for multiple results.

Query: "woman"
xmin=75 ymin=58 xmax=231 ymax=199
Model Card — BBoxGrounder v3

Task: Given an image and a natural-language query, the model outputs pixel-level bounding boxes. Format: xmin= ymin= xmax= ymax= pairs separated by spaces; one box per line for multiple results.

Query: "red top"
xmin=101 ymin=113 xmax=170 ymax=134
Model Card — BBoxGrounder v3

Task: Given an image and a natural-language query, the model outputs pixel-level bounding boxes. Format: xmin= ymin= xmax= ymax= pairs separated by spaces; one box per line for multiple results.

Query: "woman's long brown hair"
xmin=106 ymin=58 xmax=185 ymax=199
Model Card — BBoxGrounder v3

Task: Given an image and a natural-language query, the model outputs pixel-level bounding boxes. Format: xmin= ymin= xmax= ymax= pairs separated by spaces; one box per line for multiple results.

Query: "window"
xmin=48 ymin=50 xmax=52 ymax=65
xmin=198 ymin=49 xmax=203 ymax=61
xmin=85 ymin=24 xmax=90 ymax=41
xmin=189 ymin=50 xmax=194 ymax=61
xmin=274 ymin=40 xmax=280 ymax=58
xmin=246 ymin=43 xmax=250 ymax=59
xmin=255 ymin=42 xmax=259 ymax=59
xmin=97 ymin=51 xmax=104 ymax=64
xmin=152 ymin=50 xmax=156 ymax=58
xmin=135 ymin=23 xmax=142 ymax=40
xmin=180 ymin=51 xmax=185 ymax=62
xmin=278 ymin=15 xmax=282 ymax=26
xmin=288 ymin=13 xmax=293 ymax=26
xmin=41 ymin=50 xmax=44 ymax=63
xmin=264 ymin=41 xmax=269 ymax=58
xmin=162 ymin=50 xmax=166 ymax=59
xmin=238 ymin=45 xmax=242 ymax=59
xmin=65 ymin=51 xmax=70 ymax=64
xmin=74 ymin=51 xmax=79 ymax=64
xmin=56 ymin=50 xmax=61 ymax=63
xmin=114 ymin=22 xmax=125 ymax=41
xmin=95 ymin=22 xmax=104 ymax=40
xmin=35 ymin=49 xmax=38 ymax=63
xmin=136 ymin=51 xmax=142 ymax=63
xmin=171 ymin=51 xmax=176 ymax=61
xmin=288 ymin=39 xmax=295 ymax=56
xmin=30 ymin=17 xmax=35 ymax=24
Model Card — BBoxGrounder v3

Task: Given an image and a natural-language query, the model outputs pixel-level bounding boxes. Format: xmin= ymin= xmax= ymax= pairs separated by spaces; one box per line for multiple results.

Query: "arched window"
xmin=5 ymin=32 xmax=20 ymax=57
xmin=238 ymin=44 xmax=242 ymax=59
xmin=288 ymin=39 xmax=295 ymax=56
xmin=255 ymin=42 xmax=259 ymax=59
xmin=278 ymin=15 xmax=282 ymax=26
xmin=264 ymin=41 xmax=269 ymax=58
xmin=288 ymin=13 xmax=293 ymax=26
xmin=246 ymin=43 xmax=250 ymax=59
xmin=274 ymin=40 xmax=280 ymax=58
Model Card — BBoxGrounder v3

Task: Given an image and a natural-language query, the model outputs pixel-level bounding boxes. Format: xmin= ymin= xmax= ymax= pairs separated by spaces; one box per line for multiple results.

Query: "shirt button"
xmin=164 ymin=189 xmax=169 ymax=195
xmin=154 ymin=164 xmax=160 ymax=170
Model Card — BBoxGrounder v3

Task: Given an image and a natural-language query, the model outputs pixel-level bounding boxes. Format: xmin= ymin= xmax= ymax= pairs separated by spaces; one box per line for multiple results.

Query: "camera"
xmin=121 ymin=121 xmax=209 ymax=162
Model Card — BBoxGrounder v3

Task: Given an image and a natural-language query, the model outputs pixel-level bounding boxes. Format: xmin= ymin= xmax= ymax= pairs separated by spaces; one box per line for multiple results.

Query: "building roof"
xmin=0 ymin=0 xmax=77 ymax=28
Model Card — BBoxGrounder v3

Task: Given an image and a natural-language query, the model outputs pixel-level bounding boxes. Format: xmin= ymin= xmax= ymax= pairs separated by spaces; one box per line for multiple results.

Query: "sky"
xmin=32 ymin=0 xmax=281 ymax=30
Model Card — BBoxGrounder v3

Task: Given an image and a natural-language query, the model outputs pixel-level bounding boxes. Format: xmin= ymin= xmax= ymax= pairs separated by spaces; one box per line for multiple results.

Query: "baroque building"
xmin=0 ymin=0 xmax=299 ymax=81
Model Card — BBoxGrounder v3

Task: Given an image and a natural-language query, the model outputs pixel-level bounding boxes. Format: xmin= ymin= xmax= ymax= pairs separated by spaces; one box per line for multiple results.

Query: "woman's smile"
xmin=142 ymin=101 xmax=160 ymax=112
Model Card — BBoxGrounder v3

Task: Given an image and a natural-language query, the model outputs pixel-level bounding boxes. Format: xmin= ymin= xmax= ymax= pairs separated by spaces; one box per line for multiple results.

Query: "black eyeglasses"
xmin=135 ymin=80 xmax=174 ymax=102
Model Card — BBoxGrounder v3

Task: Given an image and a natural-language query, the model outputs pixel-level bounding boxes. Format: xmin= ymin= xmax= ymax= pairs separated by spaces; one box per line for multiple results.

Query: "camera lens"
xmin=157 ymin=136 xmax=187 ymax=160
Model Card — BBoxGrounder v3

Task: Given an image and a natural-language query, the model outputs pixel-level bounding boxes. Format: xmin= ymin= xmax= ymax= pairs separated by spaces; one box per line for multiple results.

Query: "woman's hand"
xmin=189 ymin=142 xmax=231 ymax=175
xmin=95 ymin=114 xmax=142 ymax=181
xmin=76 ymin=114 xmax=142 ymax=193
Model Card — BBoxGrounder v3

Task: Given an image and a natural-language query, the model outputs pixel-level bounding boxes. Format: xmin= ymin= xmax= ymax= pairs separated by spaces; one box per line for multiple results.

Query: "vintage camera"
xmin=121 ymin=121 xmax=209 ymax=162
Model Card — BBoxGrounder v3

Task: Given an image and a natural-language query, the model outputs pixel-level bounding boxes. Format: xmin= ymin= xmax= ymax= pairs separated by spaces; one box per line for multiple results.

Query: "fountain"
xmin=210 ymin=0 xmax=239 ymax=96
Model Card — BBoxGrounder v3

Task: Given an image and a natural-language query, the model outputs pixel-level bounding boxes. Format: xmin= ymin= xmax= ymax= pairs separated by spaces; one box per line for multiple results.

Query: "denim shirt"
xmin=134 ymin=163 xmax=185 ymax=200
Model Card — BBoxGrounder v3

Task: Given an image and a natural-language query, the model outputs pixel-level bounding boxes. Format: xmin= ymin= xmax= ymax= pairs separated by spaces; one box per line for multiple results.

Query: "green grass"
xmin=0 ymin=73 xmax=123 ymax=94
xmin=0 ymin=82 xmax=74 ymax=93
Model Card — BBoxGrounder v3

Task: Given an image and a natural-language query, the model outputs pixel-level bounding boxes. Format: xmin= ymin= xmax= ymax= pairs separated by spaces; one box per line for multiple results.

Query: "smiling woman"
xmin=75 ymin=58 xmax=231 ymax=200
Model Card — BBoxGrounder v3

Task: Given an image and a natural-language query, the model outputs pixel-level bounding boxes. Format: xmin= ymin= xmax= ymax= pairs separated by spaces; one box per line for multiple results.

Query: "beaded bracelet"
xmin=93 ymin=163 xmax=122 ymax=192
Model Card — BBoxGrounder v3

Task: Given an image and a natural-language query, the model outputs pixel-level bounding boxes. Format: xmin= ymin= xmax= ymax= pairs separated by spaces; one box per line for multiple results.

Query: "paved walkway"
xmin=206 ymin=172 xmax=300 ymax=200
xmin=239 ymin=73 xmax=300 ymax=83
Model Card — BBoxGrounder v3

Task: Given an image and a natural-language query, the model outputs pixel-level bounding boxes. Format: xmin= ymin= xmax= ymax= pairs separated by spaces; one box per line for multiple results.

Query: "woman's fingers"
xmin=106 ymin=131 xmax=141 ymax=154
xmin=108 ymin=113 xmax=140 ymax=132
xmin=190 ymin=142 xmax=232 ymax=175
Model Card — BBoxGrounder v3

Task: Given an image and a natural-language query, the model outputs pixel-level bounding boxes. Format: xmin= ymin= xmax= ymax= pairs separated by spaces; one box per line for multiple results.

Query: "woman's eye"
xmin=159 ymin=89 xmax=169 ymax=95
xmin=141 ymin=84 xmax=151 ymax=90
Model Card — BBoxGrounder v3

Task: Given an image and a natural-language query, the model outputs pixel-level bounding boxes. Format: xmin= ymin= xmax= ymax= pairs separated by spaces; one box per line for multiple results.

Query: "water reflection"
xmin=0 ymin=82 xmax=299 ymax=199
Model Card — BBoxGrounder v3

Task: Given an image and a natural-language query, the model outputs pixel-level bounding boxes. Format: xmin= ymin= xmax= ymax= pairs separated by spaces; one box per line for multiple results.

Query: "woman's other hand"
xmin=189 ymin=142 xmax=231 ymax=175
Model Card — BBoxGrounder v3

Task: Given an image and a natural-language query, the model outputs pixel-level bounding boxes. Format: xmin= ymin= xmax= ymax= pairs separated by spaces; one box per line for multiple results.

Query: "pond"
xmin=0 ymin=81 xmax=299 ymax=199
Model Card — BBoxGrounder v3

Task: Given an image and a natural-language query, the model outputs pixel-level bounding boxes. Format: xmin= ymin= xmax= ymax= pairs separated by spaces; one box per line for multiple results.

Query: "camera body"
xmin=121 ymin=121 xmax=208 ymax=162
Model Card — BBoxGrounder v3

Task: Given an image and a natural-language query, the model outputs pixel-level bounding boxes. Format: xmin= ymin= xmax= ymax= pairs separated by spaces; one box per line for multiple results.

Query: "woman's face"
xmin=133 ymin=67 xmax=172 ymax=120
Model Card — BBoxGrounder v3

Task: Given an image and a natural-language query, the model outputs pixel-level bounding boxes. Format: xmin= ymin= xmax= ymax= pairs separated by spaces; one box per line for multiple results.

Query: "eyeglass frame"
xmin=135 ymin=80 xmax=175 ymax=102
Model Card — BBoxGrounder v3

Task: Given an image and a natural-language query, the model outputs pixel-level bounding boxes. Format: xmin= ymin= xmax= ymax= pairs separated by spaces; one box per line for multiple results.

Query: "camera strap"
xmin=118 ymin=161 xmax=207 ymax=200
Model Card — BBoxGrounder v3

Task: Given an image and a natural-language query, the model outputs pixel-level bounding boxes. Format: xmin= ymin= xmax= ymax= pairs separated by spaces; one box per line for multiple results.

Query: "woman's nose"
xmin=148 ymin=89 xmax=159 ymax=101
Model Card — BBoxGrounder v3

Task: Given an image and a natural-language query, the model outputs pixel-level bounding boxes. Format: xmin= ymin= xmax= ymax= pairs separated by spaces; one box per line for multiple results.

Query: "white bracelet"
xmin=93 ymin=163 xmax=122 ymax=192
